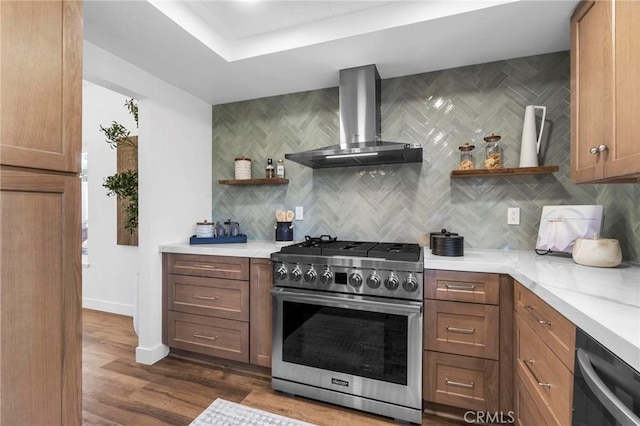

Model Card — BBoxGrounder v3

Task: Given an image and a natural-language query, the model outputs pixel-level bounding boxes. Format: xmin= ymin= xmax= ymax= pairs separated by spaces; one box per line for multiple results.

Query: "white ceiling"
xmin=83 ymin=0 xmax=580 ymax=105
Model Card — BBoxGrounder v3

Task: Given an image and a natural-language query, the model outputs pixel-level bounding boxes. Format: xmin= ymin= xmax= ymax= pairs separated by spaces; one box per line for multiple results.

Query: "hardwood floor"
xmin=82 ymin=309 xmax=462 ymax=425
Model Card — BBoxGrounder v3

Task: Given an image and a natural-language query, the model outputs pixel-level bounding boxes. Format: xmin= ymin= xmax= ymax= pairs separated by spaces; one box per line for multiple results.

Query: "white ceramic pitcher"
xmin=519 ymin=105 xmax=546 ymax=167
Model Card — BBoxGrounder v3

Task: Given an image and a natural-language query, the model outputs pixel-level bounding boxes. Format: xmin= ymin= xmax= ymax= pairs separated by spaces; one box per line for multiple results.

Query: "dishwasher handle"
xmin=576 ymin=348 xmax=640 ymax=426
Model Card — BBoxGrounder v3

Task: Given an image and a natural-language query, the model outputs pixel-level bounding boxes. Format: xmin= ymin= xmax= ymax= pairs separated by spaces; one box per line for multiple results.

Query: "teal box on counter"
xmin=189 ymin=234 xmax=247 ymax=245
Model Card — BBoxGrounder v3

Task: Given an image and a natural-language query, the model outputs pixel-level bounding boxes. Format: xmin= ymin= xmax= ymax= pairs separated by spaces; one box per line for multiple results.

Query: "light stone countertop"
xmin=159 ymin=240 xmax=289 ymax=259
xmin=159 ymin=241 xmax=640 ymax=372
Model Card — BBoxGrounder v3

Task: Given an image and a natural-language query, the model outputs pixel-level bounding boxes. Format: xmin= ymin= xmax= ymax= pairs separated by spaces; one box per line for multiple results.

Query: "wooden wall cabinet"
xmin=0 ymin=1 xmax=82 ymax=424
xmin=513 ymin=282 xmax=576 ymax=425
xmin=0 ymin=1 xmax=82 ymax=174
xmin=163 ymin=254 xmax=273 ymax=367
xmin=571 ymin=0 xmax=640 ymax=183
xmin=423 ymin=270 xmax=513 ymax=414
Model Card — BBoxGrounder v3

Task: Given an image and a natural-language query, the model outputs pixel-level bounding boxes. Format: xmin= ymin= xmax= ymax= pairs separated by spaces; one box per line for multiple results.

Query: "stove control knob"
xmin=275 ymin=265 xmax=288 ymax=281
xmin=289 ymin=267 xmax=302 ymax=282
xmin=320 ymin=269 xmax=333 ymax=285
xmin=384 ymin=275 xmax=399 ymax=291
xmin=402 ymin=275 xmax=419 ymax=292
xmin=304 ymin=268 xmax=317 ymax=283
xmin=366 ymin=274 xmax=381 ymax=289
xmin=348 ymin=273 xmax=363 ymax=288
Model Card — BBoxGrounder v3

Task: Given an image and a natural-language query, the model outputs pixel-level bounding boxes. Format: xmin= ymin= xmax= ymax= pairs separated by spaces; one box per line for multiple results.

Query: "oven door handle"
xmin=576 ymin=348 xmax=640 ymax=426
xmin=271 ymin=287 xmax=422 ymax=315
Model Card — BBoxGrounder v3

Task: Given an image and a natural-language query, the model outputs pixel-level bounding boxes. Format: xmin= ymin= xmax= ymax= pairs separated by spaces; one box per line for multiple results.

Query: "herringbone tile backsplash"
xmin=212 ymin=52 xmax=640 ymax=262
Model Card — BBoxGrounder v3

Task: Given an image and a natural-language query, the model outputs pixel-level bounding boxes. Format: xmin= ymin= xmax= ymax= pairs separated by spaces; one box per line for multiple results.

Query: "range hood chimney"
xmin=285 ymin=64 xmax=423 ymax=169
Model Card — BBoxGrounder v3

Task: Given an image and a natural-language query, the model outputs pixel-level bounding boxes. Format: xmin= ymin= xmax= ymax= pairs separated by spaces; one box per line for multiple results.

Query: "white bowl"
xmin=572 ymin=238 xmax=622 ymax=268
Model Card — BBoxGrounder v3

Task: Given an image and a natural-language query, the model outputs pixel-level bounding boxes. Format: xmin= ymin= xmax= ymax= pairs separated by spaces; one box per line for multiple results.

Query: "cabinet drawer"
xmin=425 ymin=270 xmax=499 ymax=305
xmin=167 ymin=274 xmax=249 ymax=321
xmin=514 ymin=374 xmax=557 ymax=426
xmin=167 ymin=311 xmax=249 ymax=362
xmin=515 ymin=313 xmax=572 ymax=426
xmin=423 ymin=350 xmax=499 ymax=412
xmin=425 ymin=299 xmax=499 ymax=360
xmin=167 ymin=254 xmax=249 ymax=280
xmin=514 ymin=282 xmax=575 ymax=371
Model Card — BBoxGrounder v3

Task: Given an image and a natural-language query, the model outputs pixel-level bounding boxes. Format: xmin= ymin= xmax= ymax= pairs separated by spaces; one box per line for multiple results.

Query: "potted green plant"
xmin=99 ymin=99 xmax=139 ymax=244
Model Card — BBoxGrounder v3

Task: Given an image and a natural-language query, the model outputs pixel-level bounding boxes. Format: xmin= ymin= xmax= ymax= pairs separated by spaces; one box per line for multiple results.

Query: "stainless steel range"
xmin=270 ymin=236 xmax=423 ymax=424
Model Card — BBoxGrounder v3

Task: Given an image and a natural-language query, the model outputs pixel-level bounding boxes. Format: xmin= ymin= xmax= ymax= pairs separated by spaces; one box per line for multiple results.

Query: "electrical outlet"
xmin=507 ymin=207 xmax=520 ymax=225
xmin=295 ymin=206 xmax=304 ymax=221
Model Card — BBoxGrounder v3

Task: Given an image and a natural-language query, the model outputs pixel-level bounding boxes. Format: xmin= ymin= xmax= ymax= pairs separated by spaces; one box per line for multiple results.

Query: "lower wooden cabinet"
xmin=0 ymin=168 xmax=82 ymax=425
xmin=513 ymin=281 xmax=575 ymax=425
xmin=250 ymin=258 xmax=273 ymax=367
xmin=163 ymin=253 xmax=273 ymax=368
xmin=423 ymin=351 xmax=499 ymax=412
xmin=423 ymin=270 xmax=513 ymax=415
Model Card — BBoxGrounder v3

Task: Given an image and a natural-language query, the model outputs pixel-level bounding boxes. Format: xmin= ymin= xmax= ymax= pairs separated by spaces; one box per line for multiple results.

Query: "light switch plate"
xmin=295 ymin=206 xmax=303 ymax=221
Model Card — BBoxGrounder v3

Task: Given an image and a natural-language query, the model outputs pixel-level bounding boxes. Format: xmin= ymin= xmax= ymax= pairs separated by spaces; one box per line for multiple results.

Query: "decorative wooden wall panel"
xmin=116 ymin=136 xmax=138 ymax=246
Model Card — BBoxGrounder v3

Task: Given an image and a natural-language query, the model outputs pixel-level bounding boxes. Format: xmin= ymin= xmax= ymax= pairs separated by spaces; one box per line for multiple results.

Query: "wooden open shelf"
xmin=218 ymin=178 xmax=289 ymax=185
xmin=450 ymin=165 xmax=559 ymax=178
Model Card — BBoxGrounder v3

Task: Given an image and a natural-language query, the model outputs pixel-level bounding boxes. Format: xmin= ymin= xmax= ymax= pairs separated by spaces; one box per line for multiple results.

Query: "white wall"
xmin=82 ymin=82 xmax=139 ymax=317
xmin=84 ymin=41 xmax=213 ymax=364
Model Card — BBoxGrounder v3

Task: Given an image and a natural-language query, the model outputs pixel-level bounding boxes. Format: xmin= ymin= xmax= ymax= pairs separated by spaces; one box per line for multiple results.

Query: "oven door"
xmin=271 ymin=287 xmax=423 ymax=409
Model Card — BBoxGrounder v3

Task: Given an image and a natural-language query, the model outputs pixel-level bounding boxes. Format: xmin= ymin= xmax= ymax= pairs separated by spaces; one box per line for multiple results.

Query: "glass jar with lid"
xmin=483 ymin=133 xmax=502 ymax=169
xmin=458 ymin=142 xmax=475 ymax=170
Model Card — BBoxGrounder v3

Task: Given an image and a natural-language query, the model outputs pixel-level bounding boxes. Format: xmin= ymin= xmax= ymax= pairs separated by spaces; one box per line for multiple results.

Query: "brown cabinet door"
xmin=423 ymin=350 xmax=499 ymax=412
xmin=514 ymin=282 xmax=575 ymax=371
xmin=571 ymin=0 xmax=611 ymax=183
xmin=424 ymin=299 xmax=499 ymax=360
xmin=515 ymin=313 xmax=573 ymax=426
xmin=250 ymin=258 xmax=273 ymax=367
xmin=0 ymin=168 xmax=81 ymax=425
xmin=0 ymin=1 xmax=82 ymax=173
xmin=607 ymin=0 xmax=640 ymax=179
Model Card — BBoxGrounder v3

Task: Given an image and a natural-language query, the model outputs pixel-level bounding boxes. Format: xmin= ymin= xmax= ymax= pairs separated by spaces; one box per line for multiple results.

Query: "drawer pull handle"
xmin=523 ymin=359 xmax=551 ymax=388
xmin=445 ymin=283 xmax=476 ymax=291
xmin=194 ymin=263 xmax=218 ymax=269
xmin=446 ymin=326 xmax=475 ymax=334
xmin=524 ymin=305 xmax=552 ymax=326
xmin=193 ymin=295 xmax=219 ymax=301
xmin=445 ymin=378 xmax=475 ymax=389
xmin=193 ymin=333 xmax=218 ymax=341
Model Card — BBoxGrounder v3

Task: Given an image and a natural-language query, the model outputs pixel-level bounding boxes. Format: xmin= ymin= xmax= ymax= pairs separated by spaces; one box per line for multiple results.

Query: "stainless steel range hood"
xmin=285 ymin=65 xmax=423 ymax=169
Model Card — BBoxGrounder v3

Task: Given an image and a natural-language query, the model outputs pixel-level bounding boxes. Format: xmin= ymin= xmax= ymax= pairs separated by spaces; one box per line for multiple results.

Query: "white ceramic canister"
xmin=196 ymin=220 xmax=214 ymax=238
xmin=234 ymin=156 xmax=252 ymax=180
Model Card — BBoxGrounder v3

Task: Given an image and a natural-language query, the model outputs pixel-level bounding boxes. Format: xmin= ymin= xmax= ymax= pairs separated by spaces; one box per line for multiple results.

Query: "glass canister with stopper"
xmin=483 ymin=133 xmax=502 ymax=169
xmin=458 ymin=142 xmax=475 ymax=170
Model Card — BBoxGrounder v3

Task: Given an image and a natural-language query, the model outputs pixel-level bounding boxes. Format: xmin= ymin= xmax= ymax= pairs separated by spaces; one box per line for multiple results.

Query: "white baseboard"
xmin=82 ymin=297 xmax=134 ymax=317
xmin=136 ymin=343 xmax=170 ymax=365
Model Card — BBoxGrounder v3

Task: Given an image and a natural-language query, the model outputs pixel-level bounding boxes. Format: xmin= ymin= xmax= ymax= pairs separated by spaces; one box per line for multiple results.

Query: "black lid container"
xmin=430 ymin=229 xmax=464 ymax=256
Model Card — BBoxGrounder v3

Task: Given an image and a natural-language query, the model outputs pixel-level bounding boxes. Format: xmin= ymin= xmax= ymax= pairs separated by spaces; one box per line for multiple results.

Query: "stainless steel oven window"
xmin=281 ymin=301 xmax=408 ymax=385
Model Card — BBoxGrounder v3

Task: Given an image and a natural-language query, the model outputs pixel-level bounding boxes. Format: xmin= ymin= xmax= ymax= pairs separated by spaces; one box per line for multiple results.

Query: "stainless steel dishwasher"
xmin=572 ymin=328 xmax=640 ymax=426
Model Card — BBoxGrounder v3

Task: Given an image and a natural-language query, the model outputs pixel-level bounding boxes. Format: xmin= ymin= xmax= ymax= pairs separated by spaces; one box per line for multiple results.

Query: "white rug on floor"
xmin=190 ymin=398 xmax=316 ymax=426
